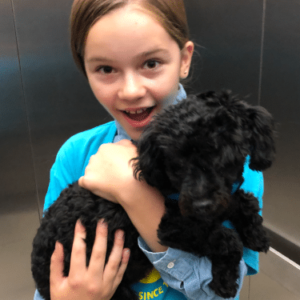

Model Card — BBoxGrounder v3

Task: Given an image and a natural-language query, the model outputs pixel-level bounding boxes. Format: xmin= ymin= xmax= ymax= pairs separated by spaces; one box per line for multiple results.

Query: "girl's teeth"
xmin=126 ymin=108 xmax=147 ymax=114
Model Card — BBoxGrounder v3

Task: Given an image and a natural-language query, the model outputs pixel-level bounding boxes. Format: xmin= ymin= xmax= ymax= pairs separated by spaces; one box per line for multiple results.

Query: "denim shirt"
xmin=33 ymin=84 xmax=260 ymax=300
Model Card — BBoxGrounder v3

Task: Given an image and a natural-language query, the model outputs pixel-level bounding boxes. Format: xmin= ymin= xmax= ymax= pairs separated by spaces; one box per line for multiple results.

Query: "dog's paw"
xmin=243 ymin=232 xmax=270 ymax=253
xmin=209 ymin=277 xmax=238 ymax=299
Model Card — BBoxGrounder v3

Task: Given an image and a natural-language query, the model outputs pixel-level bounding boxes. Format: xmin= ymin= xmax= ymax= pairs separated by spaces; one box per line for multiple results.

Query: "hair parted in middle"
xmin=70 ymin=0 xmax=190 ymax=76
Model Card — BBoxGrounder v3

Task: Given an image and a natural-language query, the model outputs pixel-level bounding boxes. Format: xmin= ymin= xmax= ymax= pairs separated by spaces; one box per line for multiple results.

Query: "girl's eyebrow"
xmin=86 ymin=48 xmax=170 ymax=63
xmin=87 ymin=56 xmax=113 ymax=63
xmin=139 ymin=48 xmax=170 ymax=58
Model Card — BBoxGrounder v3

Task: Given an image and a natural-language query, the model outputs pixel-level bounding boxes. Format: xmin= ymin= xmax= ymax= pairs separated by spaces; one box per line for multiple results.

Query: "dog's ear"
xmin=132 ymin=132 xmax=172 ymax=193
xmin=247 ymin=106 xmax=276 ymax=171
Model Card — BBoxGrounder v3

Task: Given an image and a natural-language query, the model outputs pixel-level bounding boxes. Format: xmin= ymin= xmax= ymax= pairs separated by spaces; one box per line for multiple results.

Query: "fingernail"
xmin=77 ymin=219 xmax=83 ymax=228
xmin=116 ymin=230 xmax=124 ymax=240
xmin=99 ymin=219 xmax=107 ymax=227
xmin=54 ymin=241 xmax=59 ymax=251
xmin=123 ymin=249 xmax=130 ymax=259
xmin=54 ymin=241 xmax=62 ymax=253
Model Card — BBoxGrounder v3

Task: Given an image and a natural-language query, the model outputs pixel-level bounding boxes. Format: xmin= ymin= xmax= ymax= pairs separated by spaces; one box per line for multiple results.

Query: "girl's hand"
xmin=78 ymin=139 xmax=138 ymax=203
xmin=50 ymin=219 xmax=130 ymax=300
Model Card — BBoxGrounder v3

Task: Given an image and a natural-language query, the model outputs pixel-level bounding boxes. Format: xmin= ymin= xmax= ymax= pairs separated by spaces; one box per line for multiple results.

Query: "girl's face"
xmin=84 ymin=5 xmax=194 ymax=140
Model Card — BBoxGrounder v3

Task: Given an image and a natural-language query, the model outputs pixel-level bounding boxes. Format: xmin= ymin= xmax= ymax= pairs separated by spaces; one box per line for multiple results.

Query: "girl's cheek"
xmin=155 ymin=79 xmax=179 ymax=102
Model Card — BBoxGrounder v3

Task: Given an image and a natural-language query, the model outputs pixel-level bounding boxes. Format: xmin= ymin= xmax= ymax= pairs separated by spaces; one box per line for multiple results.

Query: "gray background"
xmin=0 ymin=0 xmax=299 ymax=299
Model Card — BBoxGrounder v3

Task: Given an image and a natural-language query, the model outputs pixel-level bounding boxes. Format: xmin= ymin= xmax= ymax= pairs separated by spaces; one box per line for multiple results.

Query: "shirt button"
xmin=167 ymin=262 xmax=175 ymax=269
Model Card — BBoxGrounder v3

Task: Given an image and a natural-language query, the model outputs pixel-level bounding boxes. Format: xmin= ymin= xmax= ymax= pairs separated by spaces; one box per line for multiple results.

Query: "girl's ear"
xmin=180 ymin=41 xmax=194 ymax=79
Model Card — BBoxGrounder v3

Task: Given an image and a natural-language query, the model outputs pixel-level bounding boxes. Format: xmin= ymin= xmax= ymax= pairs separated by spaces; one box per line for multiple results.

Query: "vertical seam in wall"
xmin=10 ymin=0 xmax=42 ymax=222
xmin=258 ymin=0 xmax=267 ymax=105
xmin=248 ymin=276 xmax=251 ymax=300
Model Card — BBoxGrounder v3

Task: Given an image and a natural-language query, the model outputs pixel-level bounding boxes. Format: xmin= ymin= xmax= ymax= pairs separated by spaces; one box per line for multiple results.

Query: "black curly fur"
xmin=132 ymin=90 xmax=275 ymax=298
xmin=32 ymin=90 xmax=275 ymax=299
xmin=31 ymin=182 xmax=153 ymax=300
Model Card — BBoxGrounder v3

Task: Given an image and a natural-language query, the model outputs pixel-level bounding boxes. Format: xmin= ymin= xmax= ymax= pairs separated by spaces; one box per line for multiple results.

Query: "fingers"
xmin=88 ymin=222 xmax=130 ymax=293
xmin=113 ymin=248 xmax=130 ymax=289
xmin=78 ymin=176 xmax=84 ymax=188
xmin=50 ymin=220 xmax=130 ymax=300
xmin=50 ymin=241 xmax=64 ymax=286
xmin=103 ymin=230 xmax=127 ymax=283
xmin=88 ymin=219 xmax=108 ymax=278
xmin=78 ymin=154 xmax=95 ymax=189
xmin=68 ymin=220 xmax=87 ymax=279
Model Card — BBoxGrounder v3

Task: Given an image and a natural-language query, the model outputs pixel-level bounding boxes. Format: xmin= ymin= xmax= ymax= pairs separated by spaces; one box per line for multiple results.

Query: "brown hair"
xmin=70 ymin=0 xmax=190 ymax=76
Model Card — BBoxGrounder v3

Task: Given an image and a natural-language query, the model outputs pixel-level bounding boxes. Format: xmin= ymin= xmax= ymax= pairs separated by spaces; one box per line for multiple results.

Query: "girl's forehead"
xmin=84 ymin=6 xmax=180 ymax=61
xmin=90 ymin=4 xmax=162 ymax=33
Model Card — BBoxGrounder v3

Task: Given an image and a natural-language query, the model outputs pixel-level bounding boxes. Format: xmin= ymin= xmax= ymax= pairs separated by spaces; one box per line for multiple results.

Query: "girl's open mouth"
xmin=122 ymin=106 xmax=156 ymax=128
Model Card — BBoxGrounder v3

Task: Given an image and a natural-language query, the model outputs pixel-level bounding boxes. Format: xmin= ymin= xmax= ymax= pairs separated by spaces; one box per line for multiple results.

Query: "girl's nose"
xmin=118 ymin=73 xmax=146 ymax=102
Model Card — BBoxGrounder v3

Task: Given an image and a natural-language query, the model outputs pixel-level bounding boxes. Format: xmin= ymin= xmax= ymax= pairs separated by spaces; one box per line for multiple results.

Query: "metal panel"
xmin=0 ymin=0 xmax=37 ymax=213
xmin=185 ymin=0 xmax=264 ymax=105
xmin=260 ymin=0 xmax=300 ymax=251
xmin=260 ymin=248 xmax=300 ymax=298
xmin=0 ymin=0 xmax=39 ymax=298
xmin=12 ymin=0 xmax=112 ymax=213
xmin=261 ymin=0 xmax=300 ymax=122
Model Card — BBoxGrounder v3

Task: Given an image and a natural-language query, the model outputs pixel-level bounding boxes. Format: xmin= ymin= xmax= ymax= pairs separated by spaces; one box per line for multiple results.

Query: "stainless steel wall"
xmin=0 ymin=1 xmax=39 ymax=298
xmin=0 ymin=0 xmax=299 ymax=299
xmin=8 ymin=0 xmax=113 ymax=214
xmin=185 ymin=0 xmax=300 ymax=264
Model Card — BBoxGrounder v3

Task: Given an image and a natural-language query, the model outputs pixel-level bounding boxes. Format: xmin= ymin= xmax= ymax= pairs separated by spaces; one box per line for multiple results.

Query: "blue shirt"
xmin=34 ymin=85 xmax=262 ymax=300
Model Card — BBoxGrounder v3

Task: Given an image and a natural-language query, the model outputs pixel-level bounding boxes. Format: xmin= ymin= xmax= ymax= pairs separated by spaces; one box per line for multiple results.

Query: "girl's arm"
xmin=79 ymin=139 xmax=168 ymax=252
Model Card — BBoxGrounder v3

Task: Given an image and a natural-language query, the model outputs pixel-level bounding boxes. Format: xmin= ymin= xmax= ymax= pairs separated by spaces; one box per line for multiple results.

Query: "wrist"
xmin=115 ymin=175 xmax=147 ymax=206
xmin=115 ymin=178 xmax=168 ymax=252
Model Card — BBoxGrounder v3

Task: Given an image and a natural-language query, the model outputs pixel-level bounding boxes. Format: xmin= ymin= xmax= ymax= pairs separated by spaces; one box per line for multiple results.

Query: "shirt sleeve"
xmin=43 ymin=145 xmax=77 ymax=212
xmin=43 ymin=122 xmax=117 ymax=212
xmin=138 ymin=237 xmax=247 ymax=300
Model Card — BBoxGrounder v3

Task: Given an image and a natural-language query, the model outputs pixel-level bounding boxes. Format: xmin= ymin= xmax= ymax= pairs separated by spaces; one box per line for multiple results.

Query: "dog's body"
xmin=133 ymin=91 xmax=275 ymax=297
xmin=31 ymin=183 xmax=153 ymax=300
xmin=32 ymin=91 xmax=275 ymax=299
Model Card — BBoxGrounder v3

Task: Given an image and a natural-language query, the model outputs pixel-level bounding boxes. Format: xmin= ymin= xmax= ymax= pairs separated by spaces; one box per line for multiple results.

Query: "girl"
xmin=34 ymin=0 xmax=263 ymax=299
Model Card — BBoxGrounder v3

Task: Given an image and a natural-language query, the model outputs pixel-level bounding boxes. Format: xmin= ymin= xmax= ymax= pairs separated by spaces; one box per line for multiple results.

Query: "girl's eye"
xmin=98 ymin=66 xmax=114 ymax=74
xmin=144 ymin=60 xmax=160 ymax=70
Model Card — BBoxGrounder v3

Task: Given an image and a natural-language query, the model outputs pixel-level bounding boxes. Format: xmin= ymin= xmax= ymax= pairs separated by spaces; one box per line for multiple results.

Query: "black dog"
xmin=31 ymin=183 xmax=153 ymax=300
xmin=133 ymin=90 xmax=275 ymax=298
xmin=32 ymin=90 xmax=275 ymax=299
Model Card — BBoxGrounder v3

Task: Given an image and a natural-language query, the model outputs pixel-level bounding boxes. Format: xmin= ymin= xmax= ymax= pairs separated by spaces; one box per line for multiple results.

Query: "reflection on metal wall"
xmin=0 ymin=1 xmax=39 ymax=298
xmin=7 ymin=0 xmax=112 ymax=214
xmin=0 ymin=0 xmax=37 ymax=212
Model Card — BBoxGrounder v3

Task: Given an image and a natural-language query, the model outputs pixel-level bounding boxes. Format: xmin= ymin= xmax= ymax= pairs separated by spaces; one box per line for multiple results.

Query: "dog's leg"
xmin=157 ymin=199 xmax=210 ymax=254
xmin=208 ymin=227 xmax=243 ymax=298
xmin=230 ymin=190 xmax=269 ymax=252
xmin=158 ymin=200 xmax=243 ymax=298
